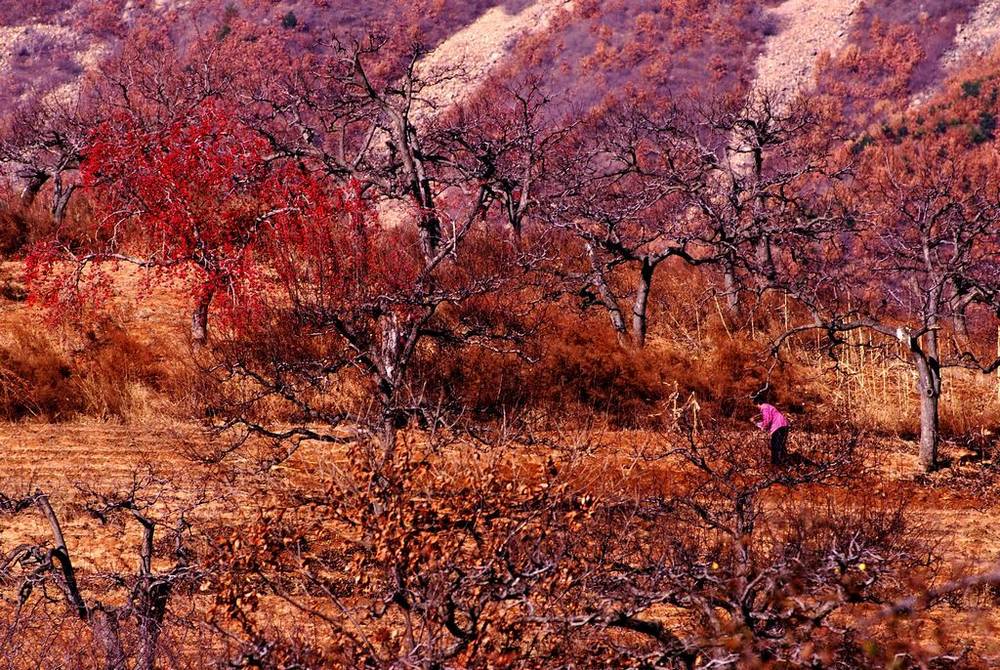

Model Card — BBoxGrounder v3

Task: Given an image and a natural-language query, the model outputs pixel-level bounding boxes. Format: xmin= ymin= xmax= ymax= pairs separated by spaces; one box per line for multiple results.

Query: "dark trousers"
xmin=770 ymin=426 xmax=789 ymax=465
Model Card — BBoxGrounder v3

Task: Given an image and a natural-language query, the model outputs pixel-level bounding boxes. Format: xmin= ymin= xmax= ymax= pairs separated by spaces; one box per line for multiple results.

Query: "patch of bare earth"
xmin=943 ymin=1 xmax=1000 ymax=71
xmin=753 ymin=0 xmax=861 ymax=101
xmin=415 ymin=0 xmax=574 ymax=115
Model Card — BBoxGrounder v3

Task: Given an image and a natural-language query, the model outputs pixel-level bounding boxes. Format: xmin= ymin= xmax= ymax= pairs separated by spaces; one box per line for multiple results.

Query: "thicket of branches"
xmin=2 ymin=14 xmax=1000 ymax=669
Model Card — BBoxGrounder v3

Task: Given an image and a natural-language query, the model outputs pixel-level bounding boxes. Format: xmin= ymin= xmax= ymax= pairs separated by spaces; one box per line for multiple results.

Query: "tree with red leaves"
xmin=28 ymin=30 xmax=546 ymax=464
xmin=29 ymin=100 xmax=353 ymax=343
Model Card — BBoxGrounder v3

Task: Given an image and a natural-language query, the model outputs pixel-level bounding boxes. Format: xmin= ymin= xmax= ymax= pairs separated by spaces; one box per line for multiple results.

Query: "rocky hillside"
xmin=3 ymin=1 xmax=1000 ymax=122
xmin=0 ymin=0 xmax=539 ymax=105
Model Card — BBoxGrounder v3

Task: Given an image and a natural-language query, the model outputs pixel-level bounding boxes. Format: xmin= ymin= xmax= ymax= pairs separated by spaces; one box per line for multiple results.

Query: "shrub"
xmin=0 ymin=325 xmax=79 ymax=420
xmin=962 ymin=79 xmax=982 ymax=98
xmin=0 ymin=318 xmax=184 ymax=423
xmin=72 ymin=320 xmax=172 ymax=420
xmin=0 ymin=209 xmax=29 ymax=255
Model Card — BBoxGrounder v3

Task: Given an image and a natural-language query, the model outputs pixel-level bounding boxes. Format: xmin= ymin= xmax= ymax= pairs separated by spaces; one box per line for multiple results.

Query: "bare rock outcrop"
xmin=752 ymin=0 xmax=861 ymax=103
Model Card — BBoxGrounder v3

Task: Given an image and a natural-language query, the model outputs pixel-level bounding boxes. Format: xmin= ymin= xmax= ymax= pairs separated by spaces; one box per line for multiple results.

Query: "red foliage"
xmin=28 ymin=100 xmax=367 ymax=338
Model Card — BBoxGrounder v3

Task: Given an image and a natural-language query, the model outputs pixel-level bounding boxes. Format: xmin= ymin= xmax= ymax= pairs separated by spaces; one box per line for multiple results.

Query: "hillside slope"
xmin=753 ymin=0 xmax=860 ymax=102
xmin=3 ymin=1 xmax=1000 ymax=129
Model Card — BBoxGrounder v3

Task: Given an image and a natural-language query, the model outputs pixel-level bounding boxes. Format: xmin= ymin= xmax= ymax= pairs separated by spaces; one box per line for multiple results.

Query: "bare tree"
xmin=0 ymin=95 xmax=89 ymax=223
xmin=247 ymin=33 xmax=566 ymax=246
xmin=774 ymin=132 xmax=1000 ymax=471
xmin=543 ymin=90 xmax=847 ymax=347
xmin=667 ymin=89 xmax=850 ymax=315
xmin=209 ymin=428 xmax=586 ymax=669
xmin=542 ymin=104 xmax=710 ymax=347
xmin=0 ymin=470 xmax=193 ymax=670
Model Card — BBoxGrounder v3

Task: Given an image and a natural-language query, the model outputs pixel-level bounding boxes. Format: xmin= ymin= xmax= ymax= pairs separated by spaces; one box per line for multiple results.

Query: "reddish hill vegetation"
xmin=506 ymin=0 xmax=769 ymax=109
xmin=0 ymin=0 xmax=534 ymax=108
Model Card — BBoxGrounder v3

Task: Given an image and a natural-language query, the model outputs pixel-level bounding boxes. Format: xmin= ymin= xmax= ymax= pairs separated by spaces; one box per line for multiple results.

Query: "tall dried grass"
xmin=0 ymin=319 xmax=194 ymax=424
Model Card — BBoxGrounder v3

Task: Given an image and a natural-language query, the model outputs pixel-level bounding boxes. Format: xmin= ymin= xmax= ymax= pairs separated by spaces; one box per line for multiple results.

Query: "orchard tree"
xmin=29 ymin=100 xmax=341 ymax=344
xmin=245 ymin=34 xmax=564 ymax=249
xmin=25 ymin=24 xmax=296 ymax=342
xmin=543 ymin=89 xmax=846 ymax=347
xmin=671 ymin=89 xmax=850 ymax=316
xmin=0 ymin=472 xmax=194 ymax=670
xmin=0 ymin=94 xmax=90 ymax=222
xmin=207 ymin=145 xmax=537 ymax=467
xmin=542 ymin=104 xmax=711 ymax=348
xmin=776 ymin=122 xmax=1000 ymax=471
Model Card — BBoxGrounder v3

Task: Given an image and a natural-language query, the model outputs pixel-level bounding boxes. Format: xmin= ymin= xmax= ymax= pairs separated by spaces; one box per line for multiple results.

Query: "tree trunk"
xmin=380 ymin=413 xmax=398 ymax=465
xmin=630 ymin=258 xmax=655 ymax=348
xmin=191 ymin=290 xmax=214 ymax=344
xmin=956 ymin=315 xmax=969 ymax=344
xmin=377 ymin=313 xmax=403 ymax=465
xmin=588 ymin=259 xmax=628 ymax=344
xmin=35 ymin=495 xmax=88 ymax=616
xmin=135 ymin=580 xmax=171 ymax=670
xmin=389 ymin=112 xmax=440 ymax=262
xmin=755 ymin=235 xmax=776 ymax=282
xmin=917 ymin=367 xmax=941 ymax=472
xmin=134 ymin=519 xmax=170 ymax=670
xmin=723 ymin=263 xmax=741 ymax=316
xmin=599 ymin=289 xmax=628 ymax=343
xmin=91 ymin=609 xmax=128 ymax=670
xmin=418 ymin=212 xmax=442 ymax=263
xmin=19 ymin=171 xmax=49 ymax=208
xmin=912 ymin=340 xmax=941 ymax=472
xmin=954 ymin=305 xmax=972 ymax=351
xmin=51 ymin=174 xmax=76 ymax=223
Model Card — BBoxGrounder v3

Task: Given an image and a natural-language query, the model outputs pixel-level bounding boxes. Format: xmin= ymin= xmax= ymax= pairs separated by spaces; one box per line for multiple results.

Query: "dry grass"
xmin=0 ymin=258 xmax=993 ymax=665
xmin=0 ymin=421 xmax=996 ymax=665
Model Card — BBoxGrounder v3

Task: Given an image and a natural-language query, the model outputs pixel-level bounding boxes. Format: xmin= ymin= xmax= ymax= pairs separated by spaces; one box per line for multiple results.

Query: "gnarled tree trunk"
xmin=134 ymin=518 xmax=172 ymax=670
xmin=51 ymin=173 xmax=76 ymax=223
xmin=191 ymin=289 xmax=214 ymax=344
xmin=723 ymin=258 xmax=741 ymax=316
xmin=134 ymin=578 xmax=171 ymax=670
xmin=911 ymin=333 xmax=942 ymax=472
xmin=631 ymin=257 xmax=655 ymax=348
xmin=91 ymin=609 xmax=128 ymax=670
xmin=19 ymin=170 xmax=49 ymax=208
xmin=591 ymin=271 xmax=628 ymax=345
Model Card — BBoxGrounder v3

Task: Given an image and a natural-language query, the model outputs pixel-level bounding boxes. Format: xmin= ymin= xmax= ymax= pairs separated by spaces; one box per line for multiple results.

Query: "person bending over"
xmin=755 ymin=399 xmax=790 ymax=465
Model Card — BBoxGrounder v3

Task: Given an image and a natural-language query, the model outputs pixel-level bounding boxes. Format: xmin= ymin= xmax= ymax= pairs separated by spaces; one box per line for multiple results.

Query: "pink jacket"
xmin=757 ymin=404 xmax=789 ymax=434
